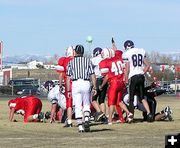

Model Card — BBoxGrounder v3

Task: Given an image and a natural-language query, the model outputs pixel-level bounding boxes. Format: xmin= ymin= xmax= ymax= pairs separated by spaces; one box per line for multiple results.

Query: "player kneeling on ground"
xmin=8 ymin=95 xmax=43 ymax=122
xmin=47 ymin=85 xmax=71 ymax=124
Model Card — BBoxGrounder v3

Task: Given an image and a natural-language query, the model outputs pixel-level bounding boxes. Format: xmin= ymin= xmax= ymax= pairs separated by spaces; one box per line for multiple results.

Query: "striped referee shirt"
xmin=66 ymin=56 xmax=94 ymax=81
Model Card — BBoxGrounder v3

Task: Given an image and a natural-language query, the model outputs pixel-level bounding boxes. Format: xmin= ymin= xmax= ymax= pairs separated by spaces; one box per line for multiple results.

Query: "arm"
xmin=99 ymin=75 xmax=108 ymax=90
xmin=124 ymin=62 xmax=129 ymax=84
xmin=59 ymin=72 xmax=64 ymax=91
xmin=91 ymin=74 xmax=97 ymax=89
xmin=112 ymin=37 xmax=117 ymax=51
xmin=66 ymin=75 xmax=71 ymax=98
xmin=90 ymin=74 xmax=97 ymax=96
xmin=66 ymin=75 xmax=71 ymax=92
xmin=143 ymin=58 xmax=150 ymax=74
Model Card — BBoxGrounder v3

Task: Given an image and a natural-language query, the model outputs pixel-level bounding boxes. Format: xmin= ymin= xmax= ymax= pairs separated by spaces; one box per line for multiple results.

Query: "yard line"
xmin=0 ymin=136 xmax=161 ymax=140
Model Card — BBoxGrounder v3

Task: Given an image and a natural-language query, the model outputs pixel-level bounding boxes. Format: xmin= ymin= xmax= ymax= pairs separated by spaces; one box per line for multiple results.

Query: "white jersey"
xmin=123 ymin=48 xmax=146 ymax=79
xmin=123 ymin=93 xmax=147 ymax=112
xmin=91 ymin=55 xmax=103 ymax=78
xmin=123 ymin=94 xmax=138 ymax=107
xmin=47 ymin=85 xmax=66 ymax=110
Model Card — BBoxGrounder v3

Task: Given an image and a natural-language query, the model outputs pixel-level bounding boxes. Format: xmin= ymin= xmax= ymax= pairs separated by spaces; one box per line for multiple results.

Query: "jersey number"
xmin=132 ymin=54 xmax=143 ymax=67
xmin=111 ymin=61 xmax=123 ymax=75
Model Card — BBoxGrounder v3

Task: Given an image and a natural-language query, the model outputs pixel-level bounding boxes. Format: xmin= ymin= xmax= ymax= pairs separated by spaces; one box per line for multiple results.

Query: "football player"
xmin=123 ymin=40 xmax=153 ymax=122
xmin=8 ymin=95 xmax=43 ymax=122
xmin=123 ymin=82 xmax=173 ymax=121
xmin=99 ymin=48 xmax=133 ymax=124
xmin=91 ymin=47 xmax=108 ymax=122
xmin=56 ymin=46 xmax=74 ymax=127
xmin=47 ymin=85 xmax=67 ymax=123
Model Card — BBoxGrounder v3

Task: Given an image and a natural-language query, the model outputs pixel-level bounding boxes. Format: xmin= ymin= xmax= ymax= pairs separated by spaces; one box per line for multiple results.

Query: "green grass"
xmin=0 ymin=95 xmax=180 ymax=148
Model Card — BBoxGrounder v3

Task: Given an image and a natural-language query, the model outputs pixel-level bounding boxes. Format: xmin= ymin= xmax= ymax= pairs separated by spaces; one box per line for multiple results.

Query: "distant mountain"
xmin=2 ymin=54 xmax=54 ymax=65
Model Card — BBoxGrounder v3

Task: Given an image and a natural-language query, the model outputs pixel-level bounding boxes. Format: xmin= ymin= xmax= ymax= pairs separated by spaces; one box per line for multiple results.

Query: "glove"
xmin=111 ymin=37 xmax=115 ymax=44
xmin=92 ymin=88 xmax=97 ymax=96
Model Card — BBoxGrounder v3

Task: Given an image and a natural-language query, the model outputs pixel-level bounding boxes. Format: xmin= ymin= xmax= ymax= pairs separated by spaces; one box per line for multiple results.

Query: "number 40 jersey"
xmin=99 ymin=56 xmax=125 ymax=81
xmin=122 ymin=48 xmax=146 ymax=79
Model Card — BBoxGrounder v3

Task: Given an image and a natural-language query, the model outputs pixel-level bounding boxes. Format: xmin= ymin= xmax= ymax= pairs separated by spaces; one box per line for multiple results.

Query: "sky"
xmin=0 ymin=0 xmax=180 ymax=57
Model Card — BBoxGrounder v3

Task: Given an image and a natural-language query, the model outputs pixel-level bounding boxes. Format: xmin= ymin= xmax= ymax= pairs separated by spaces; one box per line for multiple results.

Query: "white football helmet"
xmin=109 ymin=48 xmax=115 ymax=58
xmin=66 ymin=46 xmax=74 ymax=57
xmin=101 ymin=48 xmax=111 ymax=59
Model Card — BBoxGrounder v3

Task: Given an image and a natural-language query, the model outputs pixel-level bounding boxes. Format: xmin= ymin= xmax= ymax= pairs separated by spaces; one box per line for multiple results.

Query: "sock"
xmin=33 ymin=114 xmax=38 ymax=119
xmin=67 ymin=119 xmax=72 ymax=124
xmin=116 ymin=105 xmax=124 ymax=121
xmin=76 ymin=117 xmax=83 ymax=125
xmin=84 ymin=111 xmax=90 ymax=122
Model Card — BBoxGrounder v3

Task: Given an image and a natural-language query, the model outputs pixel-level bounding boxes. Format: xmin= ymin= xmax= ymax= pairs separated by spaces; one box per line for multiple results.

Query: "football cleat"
xmin=38 ymin=112 xmax=46 ymax=122
xmin=38 ymin=112 xmax=44 ymax=120
xmin=94 ymin=111 xmax=104 ymax=122
xmin=84 ymin=121 xmax=90 ymax=132
xmin=101 ymin=115 xmax=108 ymax=124
xmin=45 ymin=111 xmax=51 ymax=120
xmin=78 ymin=125 xmax=84 ymax=133
xmin=127 ymin=112 xmax=133 ymax=123
xmin=63 ymin=123 xmax=73 ymax=128
xmin=164 ymin=106 xmax=173 ymax=121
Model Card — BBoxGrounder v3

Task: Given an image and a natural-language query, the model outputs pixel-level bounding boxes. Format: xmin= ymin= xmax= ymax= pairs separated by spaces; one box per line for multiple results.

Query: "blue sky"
xmin=0 ymin=0 xmax=180 ymax=57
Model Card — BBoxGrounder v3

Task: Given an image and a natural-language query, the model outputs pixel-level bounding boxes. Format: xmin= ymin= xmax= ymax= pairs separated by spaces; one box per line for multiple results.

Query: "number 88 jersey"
xmin=122 ymin=48 xmax=146 ymax=79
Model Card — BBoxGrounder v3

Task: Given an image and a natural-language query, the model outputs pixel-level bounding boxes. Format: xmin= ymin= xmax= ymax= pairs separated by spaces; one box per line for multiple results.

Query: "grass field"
xmin=0 ymin=95 xmax=180 ymax=148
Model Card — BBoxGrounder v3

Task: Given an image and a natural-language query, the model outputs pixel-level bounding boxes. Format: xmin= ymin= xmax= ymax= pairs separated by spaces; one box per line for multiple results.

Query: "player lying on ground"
xmin=123 ymin=82 xmax=173 ymax=122
xmin=8 ymin=95 xmax=44 ymax=122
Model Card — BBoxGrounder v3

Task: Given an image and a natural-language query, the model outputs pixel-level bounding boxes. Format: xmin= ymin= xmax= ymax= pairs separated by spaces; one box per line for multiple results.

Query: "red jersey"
xmin=99 ymin=58 xmax=110 ymax=77
xmin=8 ymin=97 xmax=25 ymax=111
xmin=57 ymin=56 xmax=73 ymax=108
xmin=99 ymin=56 xmax=124 ymax=80
xmin=8 ymin=95 xmax=42 ymax=122
xmin=57 ymin=56 xmax=73 ymax=80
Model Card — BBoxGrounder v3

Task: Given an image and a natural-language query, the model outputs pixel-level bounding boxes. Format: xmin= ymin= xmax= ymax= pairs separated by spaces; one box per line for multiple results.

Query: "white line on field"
xmin=0 ymin=136 xmax=161 ymax=140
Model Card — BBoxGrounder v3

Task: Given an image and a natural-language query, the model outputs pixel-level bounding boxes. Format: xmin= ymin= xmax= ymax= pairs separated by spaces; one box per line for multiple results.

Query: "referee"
xmin=66 ymin=44 xmax=97 ymax=132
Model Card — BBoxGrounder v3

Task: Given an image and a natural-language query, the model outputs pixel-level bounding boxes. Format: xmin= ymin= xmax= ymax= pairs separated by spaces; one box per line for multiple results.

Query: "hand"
xmin=99 ymin=85 xmax=103 ymax=91
xmin=59 ymin=85 xmax=63 ymax=93
xmin=92 ymin=89 xmax=97 ymax=96
xmin=111 ymin=37 xmax=115 ymax=44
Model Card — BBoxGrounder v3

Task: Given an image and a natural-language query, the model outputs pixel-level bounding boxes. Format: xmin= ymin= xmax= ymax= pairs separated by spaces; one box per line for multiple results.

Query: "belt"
xmin=72 ymin=79 xmax=90 ymax=81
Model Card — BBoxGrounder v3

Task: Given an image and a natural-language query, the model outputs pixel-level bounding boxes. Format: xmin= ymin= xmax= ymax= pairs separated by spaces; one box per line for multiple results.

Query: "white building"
xmin=27 ymin=60 xmax=43 ymax=69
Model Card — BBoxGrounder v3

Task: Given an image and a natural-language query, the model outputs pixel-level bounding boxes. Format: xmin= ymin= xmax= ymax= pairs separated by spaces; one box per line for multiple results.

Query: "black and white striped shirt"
xmin=66 ymin=56 xmax=94 ymax=81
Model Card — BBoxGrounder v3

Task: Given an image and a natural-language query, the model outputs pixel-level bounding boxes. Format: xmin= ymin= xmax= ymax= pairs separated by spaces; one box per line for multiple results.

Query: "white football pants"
xmin=72 ymin=79 xmax=91 ymax=119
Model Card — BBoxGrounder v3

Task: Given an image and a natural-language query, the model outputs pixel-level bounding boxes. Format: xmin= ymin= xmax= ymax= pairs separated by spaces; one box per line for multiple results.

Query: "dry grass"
xmin=0 ymin=95 xmax=180 ymax=148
